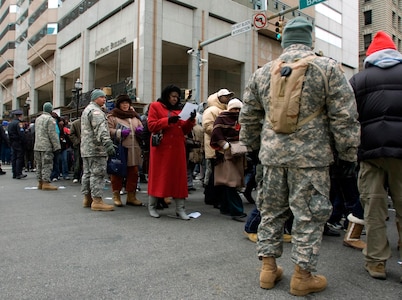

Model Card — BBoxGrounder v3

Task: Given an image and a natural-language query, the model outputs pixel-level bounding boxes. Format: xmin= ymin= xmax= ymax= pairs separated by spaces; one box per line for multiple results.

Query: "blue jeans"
xmin=60 ymin=149 xmax=69 ymax=178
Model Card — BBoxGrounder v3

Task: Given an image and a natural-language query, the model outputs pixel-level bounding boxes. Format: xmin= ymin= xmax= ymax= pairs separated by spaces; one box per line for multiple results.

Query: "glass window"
xmin=315 ymin=27 xmax=342 ymax=48
xmin=47 ymin=23 xmax=58 ymax=35
xmin=364 ymin=10 xmax=372 ymax=25
xmin=316 ymin=4 xmax=341 ymax=24
xmin=364 ymin=34 xmax=372 ymax=49
xmin=10 ymin=4 xmax=19 ymax=13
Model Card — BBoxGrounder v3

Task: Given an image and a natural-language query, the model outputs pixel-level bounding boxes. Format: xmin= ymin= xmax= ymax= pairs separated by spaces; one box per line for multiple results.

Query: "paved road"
xmin=0 ymin=166 xmax=401 ymax=299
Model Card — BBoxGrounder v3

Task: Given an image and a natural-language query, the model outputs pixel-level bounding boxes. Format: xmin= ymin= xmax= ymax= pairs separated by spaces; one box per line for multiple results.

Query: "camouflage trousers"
xmin=81 ymin=156 xmax=107 ymax=198
xmin=256 ymin=166 xmax=332 ymax=272
xmin=34 ymin=151 xmax=54 ymax=182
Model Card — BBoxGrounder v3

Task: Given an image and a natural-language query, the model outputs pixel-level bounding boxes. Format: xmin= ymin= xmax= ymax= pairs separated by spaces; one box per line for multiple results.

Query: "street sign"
xmin=299 ymin=0 xmax=326 ymax=9
xmin=253 ymin=13 xmax=267 ymax=30
xmin=231 ymin=20 xmax=252 ymax=37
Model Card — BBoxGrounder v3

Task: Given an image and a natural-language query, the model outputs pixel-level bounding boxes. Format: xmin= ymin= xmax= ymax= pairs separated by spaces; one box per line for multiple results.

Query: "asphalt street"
xmin=0 ymin=165 xmax=401 ymax=300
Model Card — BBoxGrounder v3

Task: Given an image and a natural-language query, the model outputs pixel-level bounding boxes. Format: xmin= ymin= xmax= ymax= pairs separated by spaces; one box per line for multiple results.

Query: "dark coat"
xmin=350 ymin=62 xmax=402 ymax=161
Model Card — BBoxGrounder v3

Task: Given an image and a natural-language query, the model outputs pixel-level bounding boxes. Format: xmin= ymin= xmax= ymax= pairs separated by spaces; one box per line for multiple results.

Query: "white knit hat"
xmin=227 ymin=98 xmax=243 ymax=111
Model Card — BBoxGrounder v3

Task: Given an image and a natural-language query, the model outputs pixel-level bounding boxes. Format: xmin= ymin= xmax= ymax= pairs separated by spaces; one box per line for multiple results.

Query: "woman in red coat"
xmin=147 ymin=85 xmax=196 ymax=219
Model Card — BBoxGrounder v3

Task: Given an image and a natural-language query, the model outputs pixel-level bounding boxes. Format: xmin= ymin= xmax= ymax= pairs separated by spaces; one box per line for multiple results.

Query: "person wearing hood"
xmin=147 ymin=84 xmax=196 ymax=219
xmin=350 ymin=31 xmax=402 ymax=282
xmin=202 ymin=88 xmax=233 ymax=208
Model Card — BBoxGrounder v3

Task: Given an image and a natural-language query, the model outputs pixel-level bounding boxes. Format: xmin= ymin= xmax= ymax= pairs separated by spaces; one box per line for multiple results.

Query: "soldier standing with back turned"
xmin=239 ymin=17 xmax=360 ymax=296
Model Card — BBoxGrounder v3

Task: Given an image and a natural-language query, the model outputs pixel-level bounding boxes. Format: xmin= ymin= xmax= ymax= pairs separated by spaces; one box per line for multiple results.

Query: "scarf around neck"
xmin=110 ymin=107 xmax=140 ymax=120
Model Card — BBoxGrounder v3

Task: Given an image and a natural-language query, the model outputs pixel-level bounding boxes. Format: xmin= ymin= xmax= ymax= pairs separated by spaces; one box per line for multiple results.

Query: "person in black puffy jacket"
xmin=350 ymin=31 xmax=402 ymax=281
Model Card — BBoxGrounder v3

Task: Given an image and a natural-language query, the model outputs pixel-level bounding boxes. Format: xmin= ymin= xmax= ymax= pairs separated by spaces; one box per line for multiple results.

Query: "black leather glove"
xmin=338 ymin=159 xmax=357 ymax=178
xmin=105 ymin=141 xmax=118 ymax=156
xmin=168 ymin=115 xmax=180 ymax=124
xmin=189 ymin=109 xmax=196 ymax=121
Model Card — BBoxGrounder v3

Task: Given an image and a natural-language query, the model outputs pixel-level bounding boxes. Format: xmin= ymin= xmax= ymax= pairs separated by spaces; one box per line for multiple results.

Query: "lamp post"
xmin=74 ymin=79 xmax=82 ymax=118
xmin=24 ymin=97 xmax=31 ymax=122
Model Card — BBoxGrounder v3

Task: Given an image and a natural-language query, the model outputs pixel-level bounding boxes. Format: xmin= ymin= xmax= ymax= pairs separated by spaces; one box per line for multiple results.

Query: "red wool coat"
xmin=147 ymin=101 xmax=195 ymax=198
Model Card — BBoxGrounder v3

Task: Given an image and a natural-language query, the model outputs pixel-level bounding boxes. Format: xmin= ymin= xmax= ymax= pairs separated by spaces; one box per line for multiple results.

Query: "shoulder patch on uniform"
xmin=93 ymin=111 xmax=101 ymax=115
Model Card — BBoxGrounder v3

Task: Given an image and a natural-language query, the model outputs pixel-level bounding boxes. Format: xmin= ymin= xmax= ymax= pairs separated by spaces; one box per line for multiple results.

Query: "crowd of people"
xmin=0 ymin=16 xmax=401 ymax=297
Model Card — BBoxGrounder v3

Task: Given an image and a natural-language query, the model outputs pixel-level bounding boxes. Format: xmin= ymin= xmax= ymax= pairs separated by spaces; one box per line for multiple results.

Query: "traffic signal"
xmin=275 ymin=20 xmax=284 ymax=40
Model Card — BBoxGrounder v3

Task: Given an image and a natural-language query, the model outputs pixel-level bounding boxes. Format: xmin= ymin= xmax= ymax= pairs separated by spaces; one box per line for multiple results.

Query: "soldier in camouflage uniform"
xmin=81 ymin=89 xmax=116 ymax=211
xmin=34 ymin=102 xmax=61 ymax=190
xmin=239 ymin=17 xmax=360 ymax=296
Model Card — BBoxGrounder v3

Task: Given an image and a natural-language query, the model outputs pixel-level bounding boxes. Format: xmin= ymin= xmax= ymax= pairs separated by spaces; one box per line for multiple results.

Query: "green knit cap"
xmin=43 ymin=102 xmax=53 ymax=113
xmin=91 ymin=89 xmax=106 ymax=101
xmin=281 ymin=17 xmax=313 ymax=49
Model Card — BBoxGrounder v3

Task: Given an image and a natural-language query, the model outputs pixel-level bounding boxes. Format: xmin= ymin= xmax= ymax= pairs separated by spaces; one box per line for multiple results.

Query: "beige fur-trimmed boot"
xmin=126 ymin=191 xmax=142 ymax=206
xmin=290 ymin=265 xmax=327 ymax=296
xmin=343 ymin=213 xmax=366 ymax=250
xmin=113 ymin=191 xmax=123 ymax=207
xmin=37 ymin=180 xmax=43 ymax=190
xmin=260 ymin=257 xmax=283 ymax=289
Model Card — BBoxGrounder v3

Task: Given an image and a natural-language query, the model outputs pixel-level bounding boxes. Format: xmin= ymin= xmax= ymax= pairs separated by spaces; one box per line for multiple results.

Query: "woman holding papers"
xmin=147 ymin=84 xmax=196 ymax=219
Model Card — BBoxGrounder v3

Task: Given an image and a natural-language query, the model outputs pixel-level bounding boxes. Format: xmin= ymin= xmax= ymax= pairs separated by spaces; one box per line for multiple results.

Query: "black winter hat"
xmin=115 ymin=94 xmax=132 ymax=108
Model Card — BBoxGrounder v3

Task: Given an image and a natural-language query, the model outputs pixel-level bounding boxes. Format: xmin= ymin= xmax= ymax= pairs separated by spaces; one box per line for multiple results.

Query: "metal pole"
xmin=195 ymin=50 xmax=201 ymax=104
xmin=76 ymin=91 xmax=80 ymax=118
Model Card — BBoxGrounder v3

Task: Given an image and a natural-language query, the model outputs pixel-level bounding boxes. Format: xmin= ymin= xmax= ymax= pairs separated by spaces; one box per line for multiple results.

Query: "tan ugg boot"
xmin=260 ymin=257 xmax=283 ymax=289
xmin=126 ymin=191 xmax=142 ymax=206
xmin=42 ymin=182 xmax=58 ymax=190
xmin=164 ymin=197 xmax=172 ymax=205
xmin=290 ymin=265 xmax=327 ymax=296
xmin=37 ymin=180 xmax=43 ymax=190
xmin=113 ymin=191 xmax=123 ymax=207
xmin=83 ymin=194 xmax=93 ymax=208
xmin=343 ymin=214 xmax=366 ymax=250
xmin=91 ymin=197 xmax=114 ymax=211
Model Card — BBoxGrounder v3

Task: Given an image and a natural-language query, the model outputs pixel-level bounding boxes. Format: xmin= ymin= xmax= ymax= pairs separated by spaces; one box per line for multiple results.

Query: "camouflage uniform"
xmin=34 ymin=112 xmax=61 ymax=182
xmin=239 ymin=44 xmax=360 ymax=272
xmin=80 ymin=101 xmax=112 ymax=198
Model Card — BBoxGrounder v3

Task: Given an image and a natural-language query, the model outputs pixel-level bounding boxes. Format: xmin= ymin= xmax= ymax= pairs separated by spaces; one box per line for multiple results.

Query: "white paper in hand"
xmin=179 ymin=102 xmax=198 ymax=120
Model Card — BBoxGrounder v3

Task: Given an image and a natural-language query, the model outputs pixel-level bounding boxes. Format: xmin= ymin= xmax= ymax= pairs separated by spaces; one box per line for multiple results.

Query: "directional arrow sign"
xmin=231 ymin=20 xmax=252 ymax=37
xmin=299 ymin=0 xmax=326 ymax=9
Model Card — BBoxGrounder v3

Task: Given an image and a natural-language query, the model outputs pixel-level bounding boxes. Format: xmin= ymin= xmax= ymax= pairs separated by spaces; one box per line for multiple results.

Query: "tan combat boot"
xmin=37 ymin=180 xmax=43 ymax=190
xmin=83 ymin=194 xmax=93 ymax=208
xmin=126 ymin=191 xmax=142 ymax=206
xmin=113 ymin=191 xmax=123 ymax=207
xmin=91 ymin=197 xmax=114 ymax=211
xmin=260 ymin=257 xmax=283 ymax=289
xmin=290 ymin=265 xmax=327 ymax=296
xmin=42 ymin=181 xmax=58 ymax=190
xmin=343 ymin=213 xmax=366 ymax=250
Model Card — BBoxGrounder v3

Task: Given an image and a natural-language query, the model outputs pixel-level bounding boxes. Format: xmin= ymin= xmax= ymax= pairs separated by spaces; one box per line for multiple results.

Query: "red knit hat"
xmin=366 ymin=31 xmax=396 ymax=56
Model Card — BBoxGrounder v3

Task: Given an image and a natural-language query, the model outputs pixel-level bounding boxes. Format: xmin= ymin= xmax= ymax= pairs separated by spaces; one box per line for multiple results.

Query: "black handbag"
xmin=107 ymin=141 xmax=128 ymax=177
xmin=151 ymin=132 xmax=163 ymax=147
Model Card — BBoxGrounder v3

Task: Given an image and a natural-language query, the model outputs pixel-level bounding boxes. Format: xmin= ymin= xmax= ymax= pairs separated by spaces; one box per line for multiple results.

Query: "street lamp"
xmin=74 ymin=79 xmax=82 ymax=118
xmin=24 ymin=97 xmax=31 ymax=121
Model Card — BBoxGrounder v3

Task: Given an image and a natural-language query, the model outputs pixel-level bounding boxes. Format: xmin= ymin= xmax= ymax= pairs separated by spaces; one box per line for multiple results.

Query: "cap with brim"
xmin=217 ymin=89 xmax=234 ymax=97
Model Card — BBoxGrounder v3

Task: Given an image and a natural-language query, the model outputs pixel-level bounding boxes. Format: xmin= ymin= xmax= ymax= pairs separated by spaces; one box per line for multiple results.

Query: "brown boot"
xmin=37 ymin=180 xmax=43 ymax=190
xmin=126 ymin=191 xmax=142 ymax=206
xmin=260 ymin=257 xmax=283 ymax=289
xmin=290 ymin=265 xmax=327 ymax=296
xmin=83 ymin=194 xmax=93 ymax=208
xmin=164 ymin=197 xmax=172 ymax=205
xmin=91 ymin=197 xmax=114 ymax=211
xmin=42 ymin=181 xmax=58 ymax=190
xmin=113 ymin=191 xmax=123 ymax=207
xmin=343 ymin=214 xmax=366 ymax=250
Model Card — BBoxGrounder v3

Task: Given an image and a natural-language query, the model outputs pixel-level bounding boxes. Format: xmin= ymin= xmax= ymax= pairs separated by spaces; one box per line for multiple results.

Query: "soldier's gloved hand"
xmin=338 ymin=159 xmax=357 ymax=178
xmin=168 ymin=116 xmax=180 ymax=124
xmin=105 ymin=141 xmax=117 ymax=156
xmin=189 ymin=109 xmax=197 ymax=121
xmin=121 ymin=128 xmax=131 ymax=138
